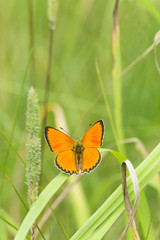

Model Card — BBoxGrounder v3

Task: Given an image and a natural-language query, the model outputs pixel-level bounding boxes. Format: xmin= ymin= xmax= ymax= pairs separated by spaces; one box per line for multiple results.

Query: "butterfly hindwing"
xmin=81 ymin=120 xmax=104 ymax=148
xmin=56 ymin=150 xmax=78 ymax=175
xmin=45 ymin=127 xmax=74 ymax=153
xmin=81 ymin=148 xmax=101 ymax=173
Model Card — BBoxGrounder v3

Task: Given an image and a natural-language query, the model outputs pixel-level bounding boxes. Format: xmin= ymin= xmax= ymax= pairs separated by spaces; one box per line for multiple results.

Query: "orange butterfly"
xmin=44 ymin=120 xmax=104 ymax=175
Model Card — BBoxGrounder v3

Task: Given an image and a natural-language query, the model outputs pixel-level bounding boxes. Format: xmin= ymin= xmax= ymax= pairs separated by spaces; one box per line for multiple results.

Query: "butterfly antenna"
xmin=78 ymin=123 xmax=92 ymax=139
xmin=60 ymin=127 xmax=75 ymax=140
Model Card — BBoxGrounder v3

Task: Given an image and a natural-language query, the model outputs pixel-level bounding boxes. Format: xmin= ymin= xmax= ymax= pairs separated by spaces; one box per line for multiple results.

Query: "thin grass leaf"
xmin=28 ymin=0 xmax=34 ymax=84
xmin=154 ymin=31 xmax=160 ymax=74
xmin=95 ymin=61 xmax=118 ymax=147
xmin=112 ymin=0 xmax=125 ymax=154
xmin=0 ymin=166 xmax=46 ymax=240
xmin=41 ymin=0 xmax=57 ymax=159
xmin=35 ymin=175 xmax=81 ymax=238
xmin=146 ymin=220 xmax=153 ymax=240
xmin=46 ymin=202 xmax=69 ymax=240
xmin=121 ymin=44 xmax=154 ymax=77
xmin=0 ymin=166 xmax=28 ymax=211
xmin=138 ymin=191 xmax=155 ymax=240
xmin=0 ymin=129 xmax=25 ymax=165
xmin=4 ymin=48 xmax=33 ymax=166
xmin=1 ymin=49 xmax=33 ymax=205
xmin=0 ymin=118 xmax=65 ymax=239
xmin=138 ymin=0 xmax=160 ymax=22
xmin=0 ymin=216 xmax=30 ymax=240
xmin=0 ymin=217 xmax=8 ymax=240
xmin=70 ymin=143 xmax=160 ymax=240
xmin=118 ymin=160 xmax=140 ymax=240
xmin=88 ymin=205 xmax=124 ymax=240
xmin=15 ymin=173 xmax=69 ymax=240
xmin=69 ymin=178 xmax=90 ymax=228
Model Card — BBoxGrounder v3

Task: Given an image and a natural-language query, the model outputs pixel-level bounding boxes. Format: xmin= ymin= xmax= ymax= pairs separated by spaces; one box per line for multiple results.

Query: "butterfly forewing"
xmin=81 ymin=120 xmax=104 ymax=148
xmin=45 ymin=127 xmax=74 ymax=153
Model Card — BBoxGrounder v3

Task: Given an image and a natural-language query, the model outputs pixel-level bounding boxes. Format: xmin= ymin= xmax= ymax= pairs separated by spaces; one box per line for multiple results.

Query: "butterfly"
xmin=44 ymin=120 xmax=104 ymax=175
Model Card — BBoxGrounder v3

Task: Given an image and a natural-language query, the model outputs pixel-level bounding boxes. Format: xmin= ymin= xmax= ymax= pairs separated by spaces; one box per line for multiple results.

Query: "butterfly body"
xmin=45 ymin=120 xmax=104 ymax=175
xmin=72 ymin=139 xmax=85 ymax=172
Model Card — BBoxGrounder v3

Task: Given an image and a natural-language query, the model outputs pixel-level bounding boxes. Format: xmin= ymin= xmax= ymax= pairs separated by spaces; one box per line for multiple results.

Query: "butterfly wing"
xmin=45 ymin=127 xmax=74 ymax=153
xmin=81 ymin=148 xmax=101 ymax=173
xmin=81 ymin=120 xmax=104 ymax=173
xmin=81 ymin=120 xmax=104 ymax=148
xmin=56 ymin=150 xmax=78 ymax=175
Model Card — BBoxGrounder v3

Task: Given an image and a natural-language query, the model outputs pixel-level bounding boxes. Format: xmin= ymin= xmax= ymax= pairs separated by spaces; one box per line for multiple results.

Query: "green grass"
xmin=0 ymin=0 xmax=160 ymax=239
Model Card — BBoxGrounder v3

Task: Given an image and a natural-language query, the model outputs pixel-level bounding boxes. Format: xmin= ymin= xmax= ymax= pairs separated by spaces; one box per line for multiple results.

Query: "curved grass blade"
xmin=118 ymin=160 xmax=140 ymax=240
xmin=70 ymin=143 xmax=160 ymax=240
xmin=100 ymin=148 xmax=127 ymax=163
xmin=15 ymin=173 xmax=69 ymax=240
xmin=154 ymin=31 xmax=160 ymax=74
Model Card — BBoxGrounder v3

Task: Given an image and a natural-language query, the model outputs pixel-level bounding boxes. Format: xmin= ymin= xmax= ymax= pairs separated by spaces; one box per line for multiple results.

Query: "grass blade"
xmin=112 ymin=0 xmax=125 ymax=154
xmin=138 ymin=0 xmax=160 ymax=22
xmin=70 ymin=143 xmax=160 ymax=240
xmin=15 ymin=173 xmax=69 ymax=240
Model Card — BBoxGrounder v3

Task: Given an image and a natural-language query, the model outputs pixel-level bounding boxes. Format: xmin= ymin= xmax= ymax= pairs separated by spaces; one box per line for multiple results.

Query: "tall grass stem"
xmin=26 ymin=87 xmax=41 ymax=240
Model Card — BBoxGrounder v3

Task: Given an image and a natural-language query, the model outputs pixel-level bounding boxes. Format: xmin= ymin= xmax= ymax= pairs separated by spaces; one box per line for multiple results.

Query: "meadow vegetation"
xmin=0 ymin=0 xmax=160 ymax=239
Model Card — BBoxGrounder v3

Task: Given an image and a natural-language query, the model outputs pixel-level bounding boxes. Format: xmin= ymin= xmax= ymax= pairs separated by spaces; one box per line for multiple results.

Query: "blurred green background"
xmin=0 ymin=0 xmax=160 ymax=239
